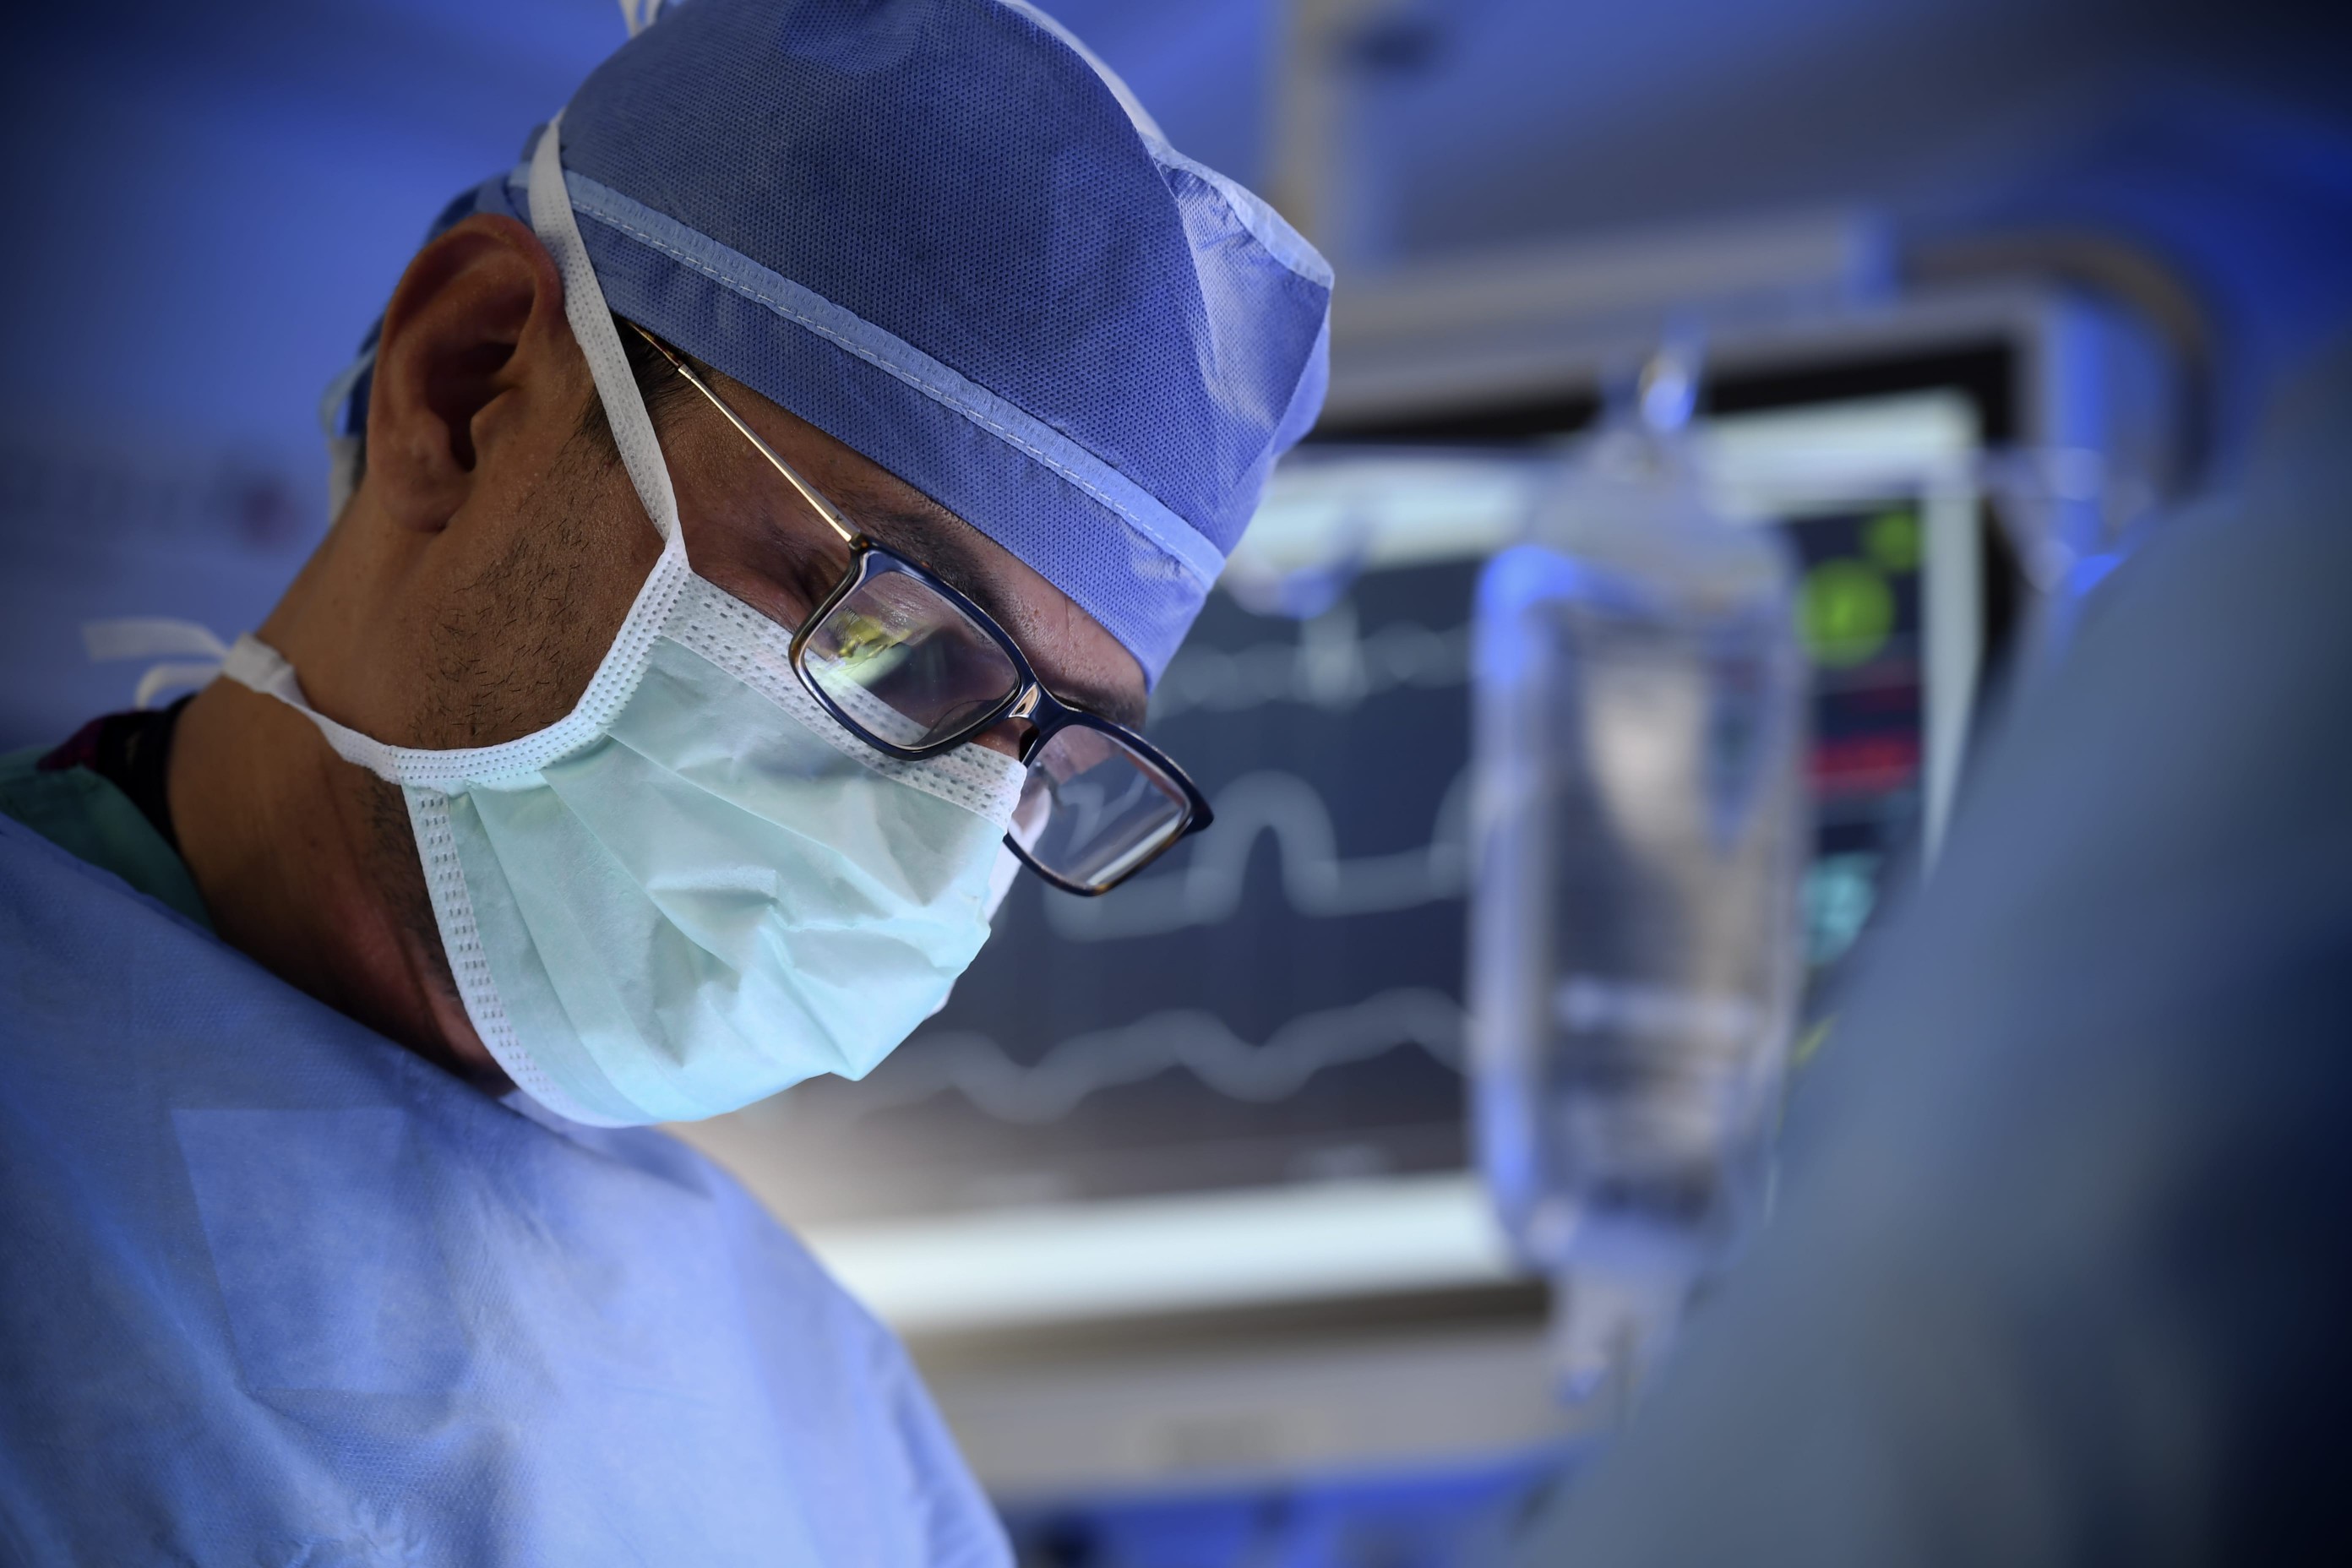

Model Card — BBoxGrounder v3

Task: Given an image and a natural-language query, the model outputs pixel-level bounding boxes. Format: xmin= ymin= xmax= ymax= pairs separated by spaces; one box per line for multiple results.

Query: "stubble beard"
xmin=358 ymin=425 xmax=644 ymax=1075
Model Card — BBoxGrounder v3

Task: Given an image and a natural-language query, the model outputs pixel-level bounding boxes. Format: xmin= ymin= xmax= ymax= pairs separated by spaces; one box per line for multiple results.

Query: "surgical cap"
xmin=334 ymin=0 xmax=1333 ymax=686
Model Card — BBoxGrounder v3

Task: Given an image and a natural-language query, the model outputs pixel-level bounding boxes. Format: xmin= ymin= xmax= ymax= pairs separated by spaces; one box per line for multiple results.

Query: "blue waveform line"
xmin=1044 ymin=768 xmax=1472 ymax=943
xmin=800 ymin=988 xmax=1467 ymax=1126
xmin=1150 ymin=602 xmax=1469 ymax=721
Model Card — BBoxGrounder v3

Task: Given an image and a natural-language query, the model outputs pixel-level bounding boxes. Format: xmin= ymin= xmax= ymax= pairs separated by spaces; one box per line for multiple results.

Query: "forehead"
xmin=680 ymin=362 xmax=1148 ymax=727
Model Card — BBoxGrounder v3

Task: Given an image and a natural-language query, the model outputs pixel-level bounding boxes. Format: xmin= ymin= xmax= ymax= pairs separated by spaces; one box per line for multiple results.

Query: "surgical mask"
xmin=218 ymin=114 xmax=1023 ymax=1127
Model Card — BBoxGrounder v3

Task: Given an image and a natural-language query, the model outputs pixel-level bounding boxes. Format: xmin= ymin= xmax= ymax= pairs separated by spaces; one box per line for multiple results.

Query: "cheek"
xmin=669 ymin=448 xmax=843 ymax=634
xmin=682 ymin=525 xmax=835 ymax=634
xmin=403 ymin=455 xmax=664 ymax=748
xmin=966 ymin=724 xmax=1026 ymax=760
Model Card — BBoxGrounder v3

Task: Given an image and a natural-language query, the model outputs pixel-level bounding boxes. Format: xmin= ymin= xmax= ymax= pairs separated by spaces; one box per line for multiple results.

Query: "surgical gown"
xmin=0 ymin=773 xmax=1010 ymax=1564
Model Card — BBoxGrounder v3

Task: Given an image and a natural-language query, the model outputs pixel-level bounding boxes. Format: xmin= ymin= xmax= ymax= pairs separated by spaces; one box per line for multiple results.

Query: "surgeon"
xmin=0 ymin=1 xmax=1329 ymax=1559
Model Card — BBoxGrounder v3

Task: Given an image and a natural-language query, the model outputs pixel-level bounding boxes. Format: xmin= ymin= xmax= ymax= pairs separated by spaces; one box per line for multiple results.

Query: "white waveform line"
xmin=1045 ymin=768 xmax=1472 ymax=943
xmin=1150 ymin=602 xmax=1469 ymax=721
xmin=805 ymin=988 xmax=1466 ymax=1126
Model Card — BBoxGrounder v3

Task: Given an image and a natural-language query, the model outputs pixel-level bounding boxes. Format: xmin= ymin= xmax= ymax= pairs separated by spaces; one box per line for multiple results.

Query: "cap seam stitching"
xmin=553 ymin=173 xmax=1224 ymax=591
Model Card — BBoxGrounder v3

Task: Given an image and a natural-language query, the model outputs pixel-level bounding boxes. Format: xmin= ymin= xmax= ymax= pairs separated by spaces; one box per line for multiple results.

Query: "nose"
xmin=968 ymin=714 xmax=1032 ymax=761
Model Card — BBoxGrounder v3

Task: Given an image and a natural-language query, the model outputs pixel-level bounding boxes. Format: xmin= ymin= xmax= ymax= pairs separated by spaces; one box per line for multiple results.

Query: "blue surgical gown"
xmin=0 ymin=793 xmax=1010 ymax=1564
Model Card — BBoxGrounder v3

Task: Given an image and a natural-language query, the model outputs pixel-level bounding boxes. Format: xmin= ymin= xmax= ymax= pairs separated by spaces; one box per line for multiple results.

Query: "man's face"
xmin=346 ymin=217 xmax=1146 ymax=770
xmin=248 ymin=213 xmax=1152 ymax=1079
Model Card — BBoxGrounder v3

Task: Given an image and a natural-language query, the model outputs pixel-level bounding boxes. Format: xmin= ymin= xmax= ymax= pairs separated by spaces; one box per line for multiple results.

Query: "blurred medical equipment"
xmin=1469 ymin=354 xmax=1810 ymax=1410
xmin=1504 ymin=336 xmax=2352 ymax=1568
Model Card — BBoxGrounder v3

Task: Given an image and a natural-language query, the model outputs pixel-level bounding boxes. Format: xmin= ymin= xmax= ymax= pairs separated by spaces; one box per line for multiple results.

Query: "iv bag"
xmin=1468 ymin=427 xmax=1809 ymax=1406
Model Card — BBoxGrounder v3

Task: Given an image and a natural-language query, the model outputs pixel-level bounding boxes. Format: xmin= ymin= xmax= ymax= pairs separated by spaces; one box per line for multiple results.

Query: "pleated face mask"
xmin=221 ymin=115 xmax=1024 ymax=1127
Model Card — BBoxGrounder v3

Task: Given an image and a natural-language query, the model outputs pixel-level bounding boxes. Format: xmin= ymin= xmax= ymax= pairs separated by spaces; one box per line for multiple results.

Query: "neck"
xmin=166 ymin=671 xmax=508 ymax=1089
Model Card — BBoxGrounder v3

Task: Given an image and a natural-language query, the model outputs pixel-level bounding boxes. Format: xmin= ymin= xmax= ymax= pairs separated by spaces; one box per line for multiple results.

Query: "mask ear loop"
xmin=215 ymin=112 xmax=700 ymax=794
xmin=526 ymin=110 xmax=682 ymax=553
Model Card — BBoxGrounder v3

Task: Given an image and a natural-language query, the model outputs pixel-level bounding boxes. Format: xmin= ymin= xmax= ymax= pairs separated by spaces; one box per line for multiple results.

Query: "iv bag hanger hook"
xmin=1594 ymin=321 xmax=1707 ymax=440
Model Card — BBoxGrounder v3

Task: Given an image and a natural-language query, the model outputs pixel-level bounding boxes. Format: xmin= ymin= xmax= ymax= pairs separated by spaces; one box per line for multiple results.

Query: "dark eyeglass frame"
xmin=627 ymin=323 xmax=1214 ymax=896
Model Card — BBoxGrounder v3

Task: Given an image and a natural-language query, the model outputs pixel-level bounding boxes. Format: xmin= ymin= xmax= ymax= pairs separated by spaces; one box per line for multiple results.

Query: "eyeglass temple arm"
xmin=624 ymin=321 xmax=858 ymax=546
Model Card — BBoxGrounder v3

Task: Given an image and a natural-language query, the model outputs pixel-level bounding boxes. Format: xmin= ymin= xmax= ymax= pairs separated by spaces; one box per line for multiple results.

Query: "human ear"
xmin=364 ymin=213 xmax=574 ymax=536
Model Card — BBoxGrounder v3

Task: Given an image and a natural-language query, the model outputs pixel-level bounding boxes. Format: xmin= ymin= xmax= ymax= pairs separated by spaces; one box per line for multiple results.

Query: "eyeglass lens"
xmin=800 ymin=566 xmax=1022 ymax=749
xmin=803 ymin=560 xmax=1191 ymax=891
xmin=1019 ymin=726 xmax=1190 ymax=891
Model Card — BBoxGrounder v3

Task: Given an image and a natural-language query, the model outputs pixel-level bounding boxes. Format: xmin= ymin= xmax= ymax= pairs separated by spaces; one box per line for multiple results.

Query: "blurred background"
xmin=4 ymin=1 xmax=2349 ymax=1563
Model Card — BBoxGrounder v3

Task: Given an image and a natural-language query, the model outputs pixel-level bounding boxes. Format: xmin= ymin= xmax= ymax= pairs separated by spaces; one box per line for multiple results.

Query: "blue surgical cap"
xmin=338 ymin=0 xmax=1332 ymax=686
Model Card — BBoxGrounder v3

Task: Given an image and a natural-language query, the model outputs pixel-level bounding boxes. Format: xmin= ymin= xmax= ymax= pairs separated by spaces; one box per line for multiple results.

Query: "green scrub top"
xmin=0 ymin=745 xmax=211 ymax=928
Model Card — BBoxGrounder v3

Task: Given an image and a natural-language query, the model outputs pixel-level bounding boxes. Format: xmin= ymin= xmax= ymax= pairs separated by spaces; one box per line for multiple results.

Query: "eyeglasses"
xmin=628 ymin=323 xmax=1212 ymax=896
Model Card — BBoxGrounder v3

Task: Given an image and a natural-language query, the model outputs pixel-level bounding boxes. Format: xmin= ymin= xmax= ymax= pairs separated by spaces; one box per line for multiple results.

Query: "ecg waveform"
xmin=798 ymin=988 xmax=1467 ymax=1126
xmin=1151 ymin=602 xmax=1470 ymax=721
xmin=1045 ymin=767 xmax=1472 ymax=942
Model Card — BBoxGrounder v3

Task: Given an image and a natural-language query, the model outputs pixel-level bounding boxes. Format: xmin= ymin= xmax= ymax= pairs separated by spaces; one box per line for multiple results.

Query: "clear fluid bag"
xmin=1468 ymin=422 xmax=1810 ymax=1408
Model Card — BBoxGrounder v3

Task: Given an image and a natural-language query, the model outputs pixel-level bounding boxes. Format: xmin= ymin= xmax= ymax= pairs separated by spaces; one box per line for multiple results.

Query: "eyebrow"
xmin=846 ymin=501 xmax=1149 ymax=730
